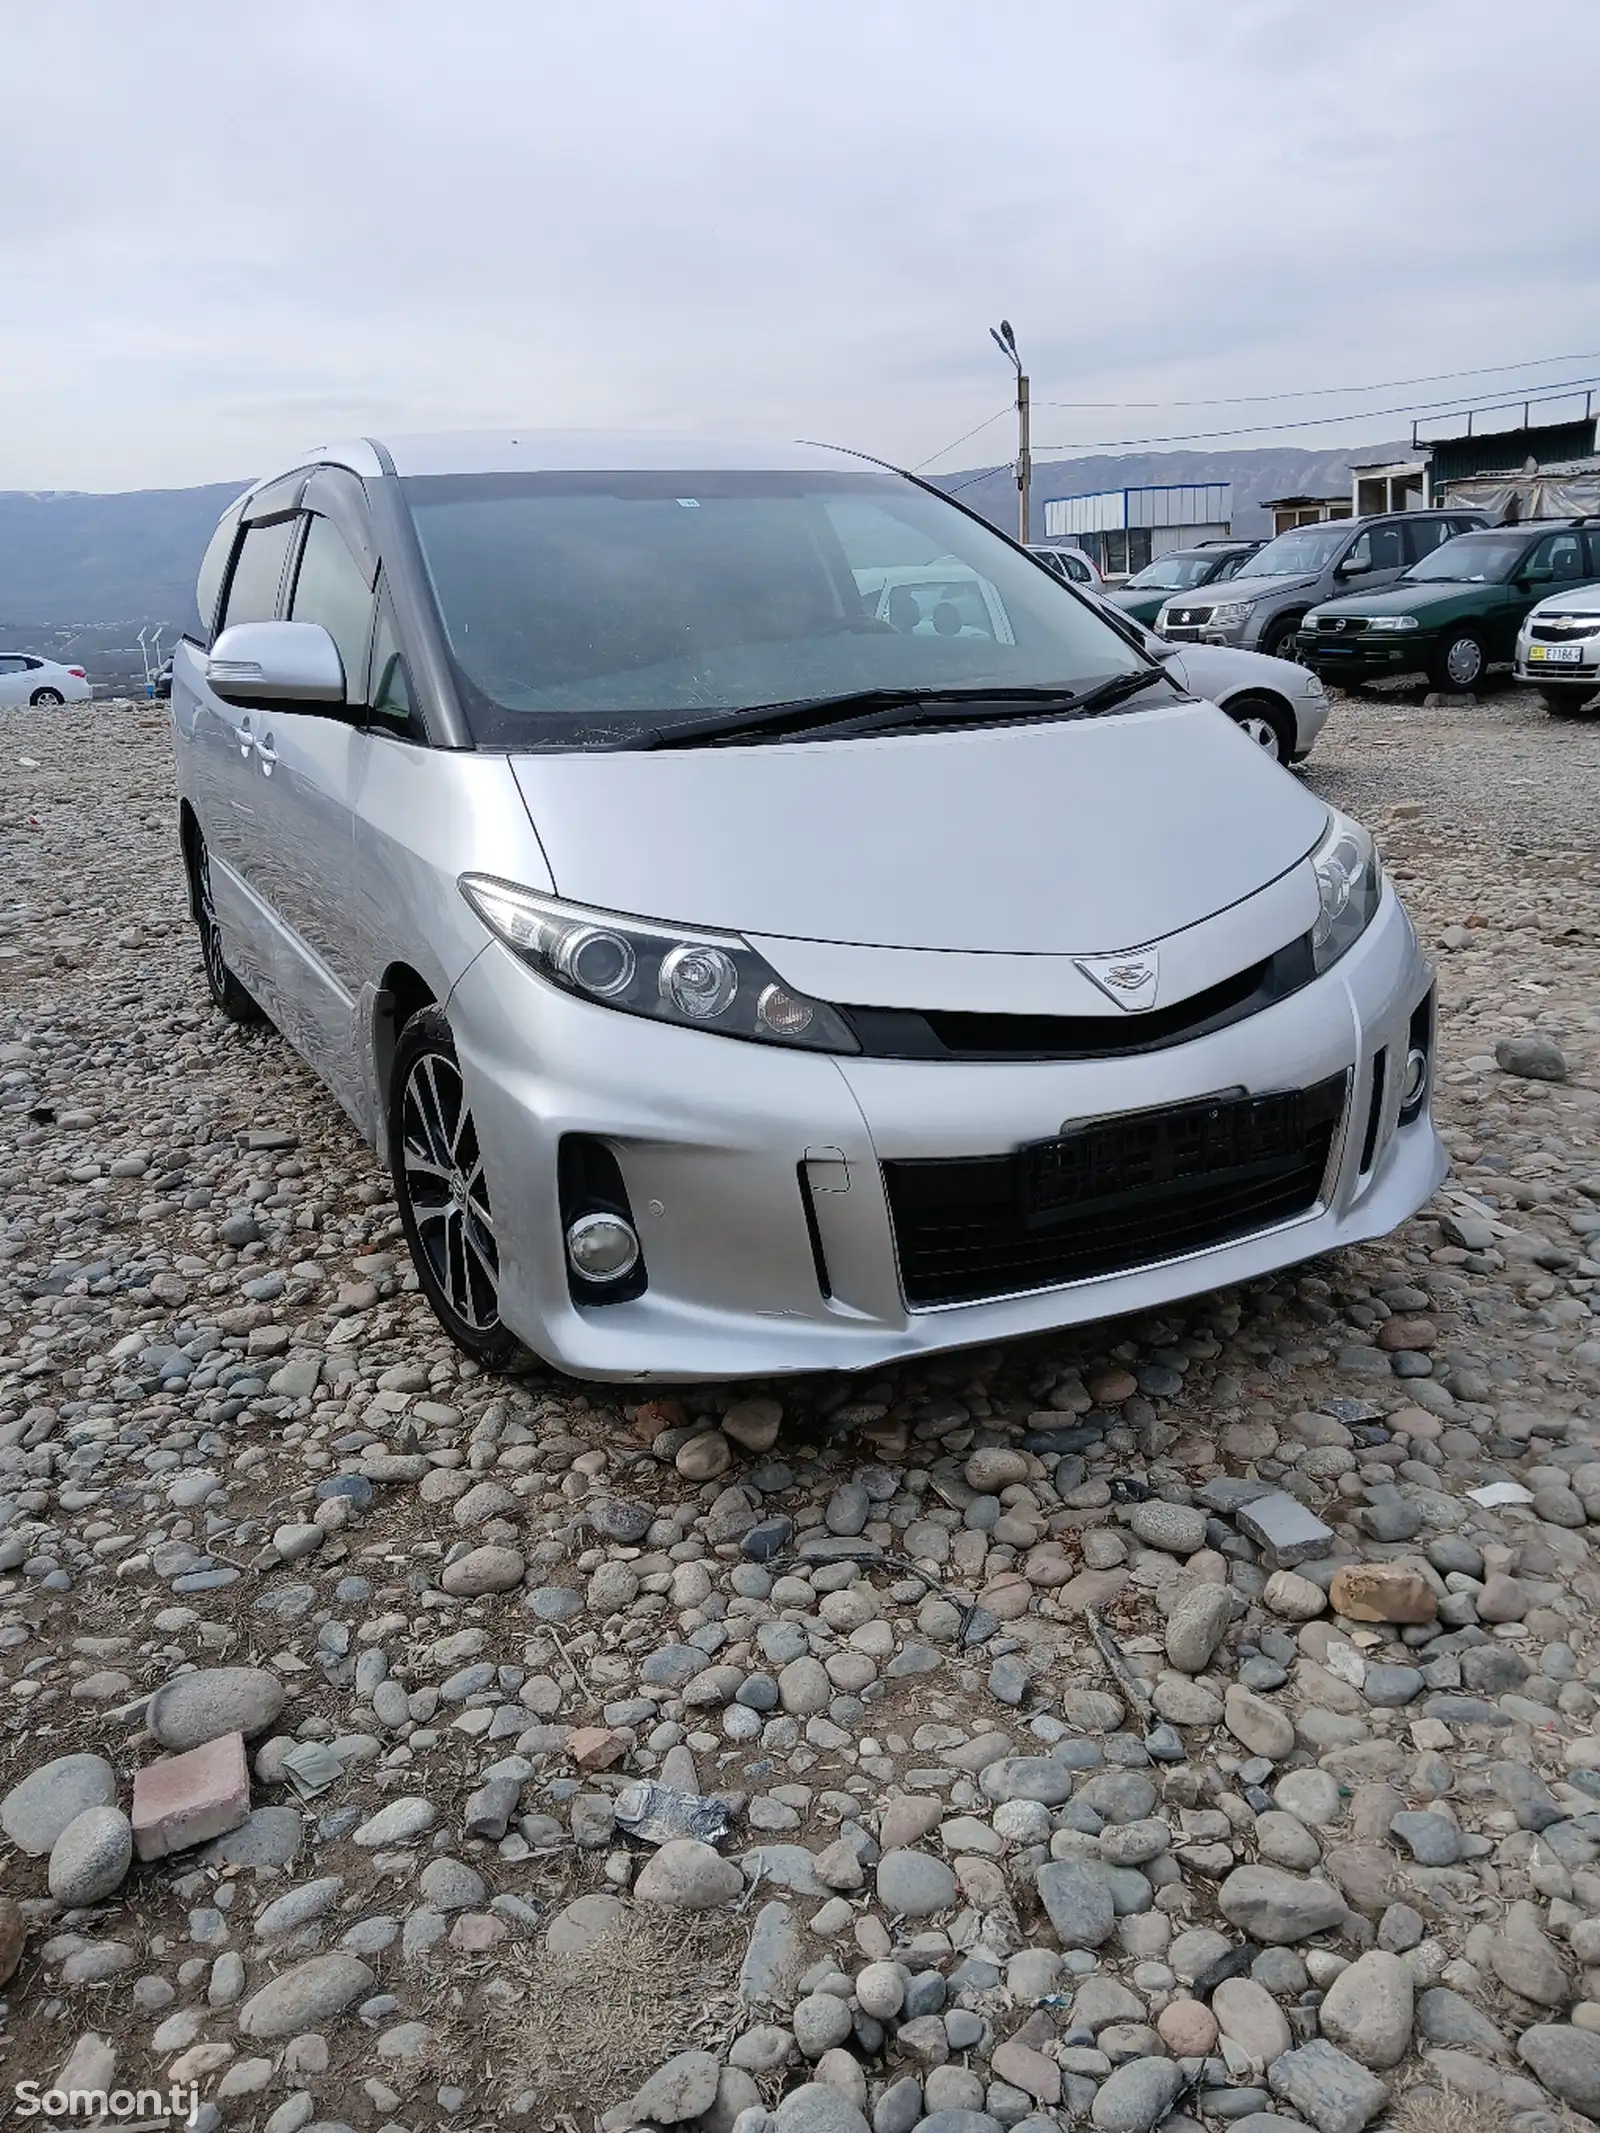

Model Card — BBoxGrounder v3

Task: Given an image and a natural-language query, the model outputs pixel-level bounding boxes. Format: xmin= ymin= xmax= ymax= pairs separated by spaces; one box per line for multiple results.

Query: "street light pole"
xmin=990 ymin=319 xmax=1030 ymax=543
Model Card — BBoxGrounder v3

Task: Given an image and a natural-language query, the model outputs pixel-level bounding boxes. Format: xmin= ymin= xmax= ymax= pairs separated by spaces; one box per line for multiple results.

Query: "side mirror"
xmin=207 ymin=620 xmax=345 ymax=707
xmin=1337 ymin=555 xmax=1369 ymax=576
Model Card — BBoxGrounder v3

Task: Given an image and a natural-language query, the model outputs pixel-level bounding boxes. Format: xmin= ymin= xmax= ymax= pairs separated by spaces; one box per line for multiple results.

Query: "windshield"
xmin=403 ymin=468 xmax=1144 ymax=746
xmin=1406 ymin=532 xmax=1530 ymax=584
xmin=1126 ymin=552 xmax=1228 ymax=590
xmin=1242 ymin=526 xmax=1350 ymax=577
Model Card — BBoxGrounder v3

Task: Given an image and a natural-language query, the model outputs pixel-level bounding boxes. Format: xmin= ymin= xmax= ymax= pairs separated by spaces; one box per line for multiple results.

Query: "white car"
xmin=1089 ymin=593 xmax=1330 ymax=763
xmin=1514 ymin=582 xmax=1600 ymax=716
xmin=1026 ymin=543 xmax=1104 ymax=590
xmin=0 ymin=652 xmax=91 ymax=707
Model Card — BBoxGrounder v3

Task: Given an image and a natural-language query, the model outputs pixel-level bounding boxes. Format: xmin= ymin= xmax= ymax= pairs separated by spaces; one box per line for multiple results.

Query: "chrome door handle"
xmin=255 ymin=733 xmax=277 ymax=776
xmin=237 ymin=716 xmax=255 ymax=760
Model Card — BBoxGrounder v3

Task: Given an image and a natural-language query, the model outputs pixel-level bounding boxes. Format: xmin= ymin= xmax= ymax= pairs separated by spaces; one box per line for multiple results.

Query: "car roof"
xmin=352 ymin=432 xmax=870 ymax=478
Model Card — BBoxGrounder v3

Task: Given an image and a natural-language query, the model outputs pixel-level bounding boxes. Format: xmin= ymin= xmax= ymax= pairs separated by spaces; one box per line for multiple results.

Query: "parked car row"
xmin=168 ymin=431 xmax=1444 ymax=1379
xmin=1109 ymin=539 xmax=1264 ymax=626
xmin=0 ymin=652 xmax=91 ymax=706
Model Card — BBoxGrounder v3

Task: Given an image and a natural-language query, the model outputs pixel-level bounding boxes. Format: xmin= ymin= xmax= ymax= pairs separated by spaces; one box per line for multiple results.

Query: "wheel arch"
xmin=178 ymin=800 xmax=204 ymax=924
xmin=373 ymin=961 xmax=438 ymax=1113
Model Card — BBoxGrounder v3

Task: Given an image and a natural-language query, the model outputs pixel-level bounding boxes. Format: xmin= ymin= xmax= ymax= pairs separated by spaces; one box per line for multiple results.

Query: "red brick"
xmin=131 ymin=1731 xmax=250 ymax=1860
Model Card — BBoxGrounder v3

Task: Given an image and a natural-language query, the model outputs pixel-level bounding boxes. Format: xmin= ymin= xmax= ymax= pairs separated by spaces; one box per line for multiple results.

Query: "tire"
xmin=389 ymin=1006 xmax=522 ymax=1369
xmin=190 ymin=829 xmax=266 ymax=1025
xmin=1429 ymin=630 xmax=1486 ymax=692
xmin=1259 ymin=616 xmax=1306 ymax=663
xmin=1225 ymin=693 xmax=1295 ymax=764
xmin=1540 ymin=686 xmax=1598 ymax=718
xmin=30 ymin=687 xmax=64 ymax=706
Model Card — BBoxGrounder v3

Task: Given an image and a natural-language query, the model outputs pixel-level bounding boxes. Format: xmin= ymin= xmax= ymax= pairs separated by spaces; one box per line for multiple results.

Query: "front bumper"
xmin=1299 ymin=632 xmax=1437 ymax=682
xmin=447 ymin=890 xmax=1444 ymax=1381
xmin=1516 ymin=644 xmax=1600 ymax=689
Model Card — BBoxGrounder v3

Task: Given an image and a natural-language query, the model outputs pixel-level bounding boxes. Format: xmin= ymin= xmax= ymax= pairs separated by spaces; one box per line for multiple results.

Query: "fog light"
xmin=565 ymin=1212 xmax=640 ymax=1284
xmin=1401 ymin=1047 xmax=1429 ymax=1109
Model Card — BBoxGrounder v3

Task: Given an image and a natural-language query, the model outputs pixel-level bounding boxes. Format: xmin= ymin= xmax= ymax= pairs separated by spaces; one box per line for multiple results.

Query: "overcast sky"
xmin=4 ymin=0 xmax=1599 ymax=492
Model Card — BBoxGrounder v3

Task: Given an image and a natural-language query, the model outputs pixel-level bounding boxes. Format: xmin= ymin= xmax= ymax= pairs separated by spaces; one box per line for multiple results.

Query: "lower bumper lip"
xmin=447 ymin=893 xmax=1438 ymax=1380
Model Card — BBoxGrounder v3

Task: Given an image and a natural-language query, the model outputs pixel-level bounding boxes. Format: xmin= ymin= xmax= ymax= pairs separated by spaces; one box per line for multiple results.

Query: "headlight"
xmin=1301 ymin=611 xmax=1323 ymax=630
xmin=1309 ymin=812 xmax=1383 ymax=974
xmin=1300 ymin=670 xmax=1326 ymax=696
xmin=460 ymin=876 xmax=860 ymax=1051
xmin=1208 ymin=599 xmax=1257 ymax=626
xmin=1366 ymin=616 xmax=1419 ymax=633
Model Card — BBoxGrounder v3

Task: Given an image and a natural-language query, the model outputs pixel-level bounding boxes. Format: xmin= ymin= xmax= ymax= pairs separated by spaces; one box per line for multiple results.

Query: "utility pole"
xmin=990 ymin=318 xmax=1030 ymax=542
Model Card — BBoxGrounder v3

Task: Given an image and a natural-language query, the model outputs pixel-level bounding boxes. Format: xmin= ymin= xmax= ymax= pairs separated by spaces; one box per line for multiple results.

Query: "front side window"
xmin=221 ymin=517 xmax=298 ymax=629
xmin=1348 ymin=524 xmax=1405 ymax=572
xmin=1125 ymin=553 xmax=1217 ymax=591
xmin=196 ymin=503 xmax=244 ymax=641
xmin=1524 ymin=531 xmax=1586 ymax=582
xmin=1404 ymin=519 xmax=1454 ymax=563
xmin=290 ymin=515 xmax=376 ymax=701
xmin=368 ymin=595 xmax=417 ymax=733
xmin=403 ymin=468 xmax=1145 ymax=747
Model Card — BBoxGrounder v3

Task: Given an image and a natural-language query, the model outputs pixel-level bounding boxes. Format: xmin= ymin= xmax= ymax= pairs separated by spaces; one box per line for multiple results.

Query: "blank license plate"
xmin=1530 ymin=644 xmax=1583 ymax=663
xmin=1024 ymin=1088 xmax=1304 ymax=1224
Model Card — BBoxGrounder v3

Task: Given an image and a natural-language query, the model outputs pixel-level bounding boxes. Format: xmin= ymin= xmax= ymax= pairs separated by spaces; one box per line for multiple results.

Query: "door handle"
xmin=255 ymin=733 xmax=278 ymax=776
xmin=237 ymin=716 xmax=255 ymax=760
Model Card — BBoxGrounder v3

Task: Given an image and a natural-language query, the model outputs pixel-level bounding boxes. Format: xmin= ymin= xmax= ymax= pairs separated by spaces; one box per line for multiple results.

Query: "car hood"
xmin=1314 ymin=582 xmax=1480 ymax=621
xmin=1167 ymin=570 xmax=1319 ymax=608
xmin=509 ymin=701 xmax=1329 ymax=954
xmin=1525 ymin=583 xmax=1600 ymax=619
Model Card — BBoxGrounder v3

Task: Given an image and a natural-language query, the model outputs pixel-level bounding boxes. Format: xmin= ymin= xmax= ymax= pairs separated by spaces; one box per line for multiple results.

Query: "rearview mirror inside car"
xmin=207 ymin=621 xmax=346 ymax=707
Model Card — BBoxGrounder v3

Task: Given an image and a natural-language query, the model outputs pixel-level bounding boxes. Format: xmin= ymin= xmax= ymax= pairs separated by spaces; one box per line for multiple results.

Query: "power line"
xmin=1030 ymin=375 xmax=1600 ymax=457
xmin=909 ymin=405 xmax=1013 ymax=473
xmin=1035 ymin=348 xmax=1600 ymax=413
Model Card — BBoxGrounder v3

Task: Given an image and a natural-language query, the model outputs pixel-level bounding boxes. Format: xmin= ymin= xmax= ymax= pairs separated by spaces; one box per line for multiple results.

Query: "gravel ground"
xmin=0 ymin=692 xmax=1597 ymax=2133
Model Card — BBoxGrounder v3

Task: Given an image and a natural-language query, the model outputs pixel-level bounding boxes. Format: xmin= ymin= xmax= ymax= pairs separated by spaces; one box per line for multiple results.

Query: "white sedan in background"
xmin=0 ymin=652 xmax=92 ymax=707
xmin=1089 ymin=593 xmax=1330 ymax=763
xmin=1514 ymin=583 xmax=1600 ymax=716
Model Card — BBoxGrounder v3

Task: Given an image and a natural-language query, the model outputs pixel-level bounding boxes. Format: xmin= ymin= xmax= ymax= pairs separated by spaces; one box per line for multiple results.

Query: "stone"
xmin=1035 ymin=1860 xmax=1116 ymax=1949
xmin=631 ymin=2049 xmax=721 ymax=2123
xmin=1218 ymin=1866 xmax=1346 ymax=1944
xmin=1157 ymin=1997 xmax=1217 ymax=2055
xmin=47 ymin=1806 xmax=133 ymax=1906
xmin=1328 ymin=1564 xmax=1436 ymax=1626
xmin=1090 ymin=2056 xmax=1187 ymax=2131
xmin=1236 ymin=1492 xmax=1336 ymax=1566
xmin=877 ymin=1849 xmax=957 ymax=1917
xmin=440 ymin=1545 xmax=525 ymax=1596
xmin=723 ymin=1396 xmax=782 ymax=1451
xmin=353 ymin=1797 xmax=435 ymax=1847
xmin=131 ymin=1733 xmax=251 ymax=1860
xmin=1212 ymin=1977 xmax=1291 ymax=2065
xmin=1268 ymin=2041 xmax=1388 ymax=2133
xmin=1389 ymin=1811 xmax=1461 ymax=1867
xmin=545 ymin=1894 xmax=623 ymax=1955
xmin=772 ymin=2088 xmax=870 ymax=2133
xmin=1496 ymin=1034 xmax=1567 ymax=1082
xmin=635 ymin=1837 xmax=744 ymax=1909
xmin=1129 ymin=1500 xmax=1208 ymax=1556
xmin=147 ymin=1667 xmax=286 ymax=1751
xmin=967 ymin=1447 xmax=1029 ymax=1492
xmin=1225 ymin=1685 xmax=1296 ymax=1761
xmin=1415 ymin=1989 xmax=1506 ymax=2054
xmin=1317 ymin=1950 xmax=1413 ymax=2069
xmin=1165 ymin=1585 xmax=1233 ymax=1674
xmin=676 ymin=1431 xmax=732 ymax=1480
xmin=793 ymin=1992 xmax=854 ymax=2057
xmin=1 ymin=1753 xmax=118 ymax=1856
xmin=238 ymin=1953 xmax=375 ymax=2038
xmin=1517 ymin=2024 xmax=1600 ymax=2119
xmin=1490 ymin=1906 xmax=1570 ymax=2006
xmin=1264 ymin=1570 xmax=1327 ymax=1620
xmin=0 ymin=1896 xmax=26 ymax=1985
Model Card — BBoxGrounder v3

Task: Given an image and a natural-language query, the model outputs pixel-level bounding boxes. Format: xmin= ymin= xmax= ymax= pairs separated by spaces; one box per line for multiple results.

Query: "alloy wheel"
xmin=1234 ymin=711 xmax=1283 ymax=760
xmin=399 ymin=1051 xmax=501 ymax=1331
xmin=31 ymin=688 xmax=64 ymax=706
xmin=196 ymin=843 xmax=230 ymax=1003
xmin=1444 ymin=635 xmax=1484 ymax=687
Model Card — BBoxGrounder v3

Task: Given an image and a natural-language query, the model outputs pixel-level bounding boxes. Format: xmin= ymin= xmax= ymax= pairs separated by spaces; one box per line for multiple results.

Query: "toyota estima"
xmin=170 ymin=434 xmax=1444 ymax=1381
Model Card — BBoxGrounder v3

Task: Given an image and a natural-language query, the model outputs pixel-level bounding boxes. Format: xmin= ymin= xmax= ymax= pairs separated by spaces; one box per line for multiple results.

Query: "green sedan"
xmin=1298 ymin=521 xmax=1600 ymax=691
xmin=1109 ymin=541 xmax=1262 ymax=626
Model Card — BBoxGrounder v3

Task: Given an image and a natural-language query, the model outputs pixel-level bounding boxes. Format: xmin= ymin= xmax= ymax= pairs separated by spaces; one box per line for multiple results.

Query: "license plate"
xmin=1023 ymin=1088 xmax=1304 ymax=1225
xmin=1529 ymin=643 xmax=1583 ymax=664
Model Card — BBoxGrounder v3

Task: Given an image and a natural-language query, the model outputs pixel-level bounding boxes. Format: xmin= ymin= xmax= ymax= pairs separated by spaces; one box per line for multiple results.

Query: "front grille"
xmin=883 ymin=1072 xmax=1347 ymax=1308
xmin=846 ymin=934 xmax=1315 ymax=1062
xmin=1167 ymin=605 xmax=1213 ymax=627
xmin=1531 ymin=618 xmax=1600 ymax=641
xmin=1314 ymin=617 xmax=1369 ymax=637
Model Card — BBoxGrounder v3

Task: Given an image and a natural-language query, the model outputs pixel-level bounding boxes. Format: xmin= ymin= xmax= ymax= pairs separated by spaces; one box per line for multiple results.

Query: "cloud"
xmin=2 ymin=0 xmax=1597 ymax=488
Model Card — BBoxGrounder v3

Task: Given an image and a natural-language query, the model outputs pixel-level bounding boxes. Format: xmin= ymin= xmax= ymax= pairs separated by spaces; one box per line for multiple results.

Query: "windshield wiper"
xmin=631 ymin=671 xmax=1169 ymax=751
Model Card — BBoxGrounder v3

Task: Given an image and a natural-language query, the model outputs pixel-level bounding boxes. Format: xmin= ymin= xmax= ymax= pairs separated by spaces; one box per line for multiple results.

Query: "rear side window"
xmin=222 ymin=518 xmax=298 ymax=629
xmin=289 ymin=515 xmax=376 ymax=701
xmin=1405 ymin=519 xmax=1454 ymax=563
xmin=195 ymin=504 xmax=244 ymax=642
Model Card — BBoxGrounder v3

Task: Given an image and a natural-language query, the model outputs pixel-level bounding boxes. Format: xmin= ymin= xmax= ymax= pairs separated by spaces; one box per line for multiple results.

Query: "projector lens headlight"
xmin=1310 ymin=811 xmax=1383 ymax=974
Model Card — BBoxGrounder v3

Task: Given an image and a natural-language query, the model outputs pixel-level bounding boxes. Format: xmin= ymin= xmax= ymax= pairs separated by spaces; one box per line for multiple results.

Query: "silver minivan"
xmin=171 ymin=433 xmax=1444 ymax=1382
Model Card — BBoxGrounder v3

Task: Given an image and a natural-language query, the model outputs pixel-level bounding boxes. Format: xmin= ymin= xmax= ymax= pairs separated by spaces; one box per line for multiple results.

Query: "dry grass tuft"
xmin=483 ymin=1908 xmax=747 ymax=2119
xmin=1390 ymin=2073 xmax=1590 ymax=2133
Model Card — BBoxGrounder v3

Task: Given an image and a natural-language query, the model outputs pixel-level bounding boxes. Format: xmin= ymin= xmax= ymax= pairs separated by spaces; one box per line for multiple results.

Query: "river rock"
xmin=148 ymin=1668 xmax=286 ymax=1751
